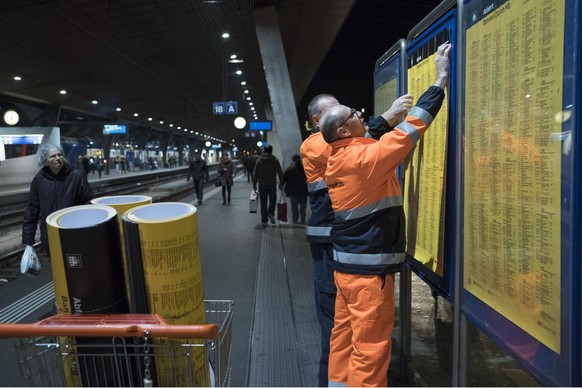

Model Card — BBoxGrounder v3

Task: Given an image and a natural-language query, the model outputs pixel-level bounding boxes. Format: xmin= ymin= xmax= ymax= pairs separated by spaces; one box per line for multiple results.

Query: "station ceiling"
xmin=0 ymin=0 xmax=441 ymax=149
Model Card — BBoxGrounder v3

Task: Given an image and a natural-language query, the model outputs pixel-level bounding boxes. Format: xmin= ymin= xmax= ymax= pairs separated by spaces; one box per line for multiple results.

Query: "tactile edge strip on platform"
xmin=248 ymin=227 xmax=318 ymax=387
xmin=279 ymin=228 xmax=320 ymax=384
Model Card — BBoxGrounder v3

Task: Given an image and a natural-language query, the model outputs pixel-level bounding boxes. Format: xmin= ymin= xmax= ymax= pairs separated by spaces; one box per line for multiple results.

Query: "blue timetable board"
xmin=373 ymin=40 xmax=404 ymax=118
xmin=373 ymin=39 xmax=406 ymax=183
xmin=460 ymin=0 xmax=580 ymax=385
xmin=403 ymin=9 xmax=456 ymax=299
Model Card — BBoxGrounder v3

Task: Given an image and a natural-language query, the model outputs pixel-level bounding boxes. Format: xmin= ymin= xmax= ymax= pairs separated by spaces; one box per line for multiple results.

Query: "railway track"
xmin=0 ymin=169 xmax=197 ymax=283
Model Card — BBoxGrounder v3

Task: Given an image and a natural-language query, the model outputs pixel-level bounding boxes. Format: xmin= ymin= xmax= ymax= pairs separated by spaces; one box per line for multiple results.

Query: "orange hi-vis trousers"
xmin=328 ymin=272 xmax=395 ymax=387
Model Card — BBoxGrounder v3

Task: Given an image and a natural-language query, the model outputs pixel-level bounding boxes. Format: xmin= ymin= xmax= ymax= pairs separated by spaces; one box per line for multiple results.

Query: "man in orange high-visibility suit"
xmin=320 ymin=42 xmax=451 ymax=387
xmin=301 ymin=93 xmax=414 ymax=386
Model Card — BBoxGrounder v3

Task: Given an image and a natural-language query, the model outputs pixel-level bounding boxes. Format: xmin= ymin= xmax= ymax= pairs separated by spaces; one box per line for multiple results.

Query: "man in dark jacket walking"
xmin=252 ymin=145 xmax=284 ymax=227
xmin=189 ymin=151 xmax=208 ymax=205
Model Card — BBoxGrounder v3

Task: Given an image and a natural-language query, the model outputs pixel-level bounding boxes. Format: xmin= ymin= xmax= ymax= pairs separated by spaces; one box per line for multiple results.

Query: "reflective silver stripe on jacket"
xmin=306 ymin=225 xmax=332 ymax=237
xmin=397 ymin=106 xmax=434 ymax=143
xmin=308 ymin=179 xmax=327 ymax=192
xmin=334 ymin=195 xmax=403 ymax=221
xmin=333 ymin=250 xmax=406 ymax=265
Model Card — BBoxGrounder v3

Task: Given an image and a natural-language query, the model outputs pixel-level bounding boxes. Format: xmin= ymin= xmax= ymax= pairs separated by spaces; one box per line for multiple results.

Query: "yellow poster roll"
xmin=122 ymin=202 xmax=208 ymax=386
xmin=91 ymin=195 xmax=152 ymax=309
xmin=91 ymin=195 xmax=152 ymax=231
xmin=46 ymin=204 xmax=130 ymax=387
xmin=46 ymin=204 xmax=128 ymax=314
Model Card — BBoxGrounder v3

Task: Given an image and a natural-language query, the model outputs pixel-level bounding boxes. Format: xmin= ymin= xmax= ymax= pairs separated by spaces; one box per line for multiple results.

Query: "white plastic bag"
xmin=249 ymin=190 xmax=258 ymax=213
xmin=20 ymin=245 xmax=41 ymax=275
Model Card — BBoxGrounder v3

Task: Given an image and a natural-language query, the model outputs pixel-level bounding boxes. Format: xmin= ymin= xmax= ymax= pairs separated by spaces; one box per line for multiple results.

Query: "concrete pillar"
xmin=263 ymin=105 xmax=284 ymax=165
xmin=254 ymin=6 xmax=302 ymax=168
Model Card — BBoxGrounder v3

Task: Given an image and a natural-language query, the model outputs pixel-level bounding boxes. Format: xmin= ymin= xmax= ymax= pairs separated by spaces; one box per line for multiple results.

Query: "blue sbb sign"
xmin=212 ymin=101 xmax=238 ymax=115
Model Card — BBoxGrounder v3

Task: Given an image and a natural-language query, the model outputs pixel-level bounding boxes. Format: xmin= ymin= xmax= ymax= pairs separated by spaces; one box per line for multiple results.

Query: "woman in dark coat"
xmin=218 ymin=152 xmax=235 ymax=205
xmin=283 ymin=154 xmax=308 ymax=223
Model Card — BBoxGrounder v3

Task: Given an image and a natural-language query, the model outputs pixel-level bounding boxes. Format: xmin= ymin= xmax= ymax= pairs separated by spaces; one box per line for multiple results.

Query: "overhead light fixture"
xmin=228 ymin=58 xmax=244 ymax=63
xmin=241 ymin=81 xmax=247 ymax=85
xmin=116 ymin=107 xmax=121 ymax=112
xmin=235 ymin=70 xmax=242 ymax=75
xmin=234 ymin=117 xmax=246 ymax=129
xmin=13 ymin=76 xmax=21 ymax=81
xmin=92 ymin=100 xmax=98 ymax=104
xmin=159 ymin=120 xmax=164 ymax=124
xmin=222 ymin=32 xmax=229 ymax=38
xmin=59 ymin=90 xmax=67 ymax=95
xmin=244 ymin=90 xmax=249 ymax=94
xmin=134 ymin=113 xmax=139 ymax=117
xmin=148 ymin=117 xmax=153 ymax=121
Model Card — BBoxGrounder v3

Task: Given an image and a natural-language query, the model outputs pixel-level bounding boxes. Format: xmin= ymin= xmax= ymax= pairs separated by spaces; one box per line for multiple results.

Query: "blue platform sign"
xmin=212 ymin=101 xmax=238 ymax=115
xmin=225 ymin=101 xmax=238 ymax=114
xmin=213 ymin=102 xmax=225 ymax=115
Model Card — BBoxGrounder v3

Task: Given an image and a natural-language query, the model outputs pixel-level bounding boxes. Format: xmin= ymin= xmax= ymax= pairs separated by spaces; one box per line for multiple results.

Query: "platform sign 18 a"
xmin=212 ymin=101 xmax=238 ymax=115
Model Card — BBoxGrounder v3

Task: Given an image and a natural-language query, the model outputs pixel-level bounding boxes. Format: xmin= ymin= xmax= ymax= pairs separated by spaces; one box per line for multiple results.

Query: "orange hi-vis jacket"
xmin=300 ymin=118 xmax=392 ymax=244
xmin=300 ymin=131 xmax=335 ymax=243
xmin=326 ymin=86 xmax=445 ymax=275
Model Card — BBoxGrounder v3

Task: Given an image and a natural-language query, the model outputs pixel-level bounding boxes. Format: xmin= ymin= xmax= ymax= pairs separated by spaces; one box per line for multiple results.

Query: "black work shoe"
xmin=268 ymin=213 xmax=276 ymax=224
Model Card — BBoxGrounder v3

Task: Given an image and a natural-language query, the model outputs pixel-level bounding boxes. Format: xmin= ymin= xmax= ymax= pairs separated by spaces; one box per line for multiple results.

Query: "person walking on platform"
xmin=301 ymin=87 xmax=414 ymax=388
xmin=252 ymin=145 xmax=284 ymax=228
xmin=21 ymin=143 xmax=95 ymax=315
xmin=81 ymin=155 xmax=91 ymax=175
xmin=243 ymin=153 xmax=257 ymax=183
xmin=189 ymin=151 xmax=208 ymax=206
xmin=96 ymin=157 xmax=104 ymax=179
xmin=319 ymin=42 xmax=451 ymax=387
xmin=185 ymin=154 xmax=193 ymax=181
xmin=218 ymin=152 xmax=235 ymax=205
xmin=283 ymin=154 xmax=308 ymax=224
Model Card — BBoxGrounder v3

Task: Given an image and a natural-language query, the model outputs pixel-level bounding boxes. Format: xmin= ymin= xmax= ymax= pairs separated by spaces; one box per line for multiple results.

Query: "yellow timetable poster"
xmin=463 ymin=0 xmax=564 ymax=353
xmin=403 ymin=51 xmax=448 ymax=276
xmin=374 ymin=77 xmax=398 ymax=116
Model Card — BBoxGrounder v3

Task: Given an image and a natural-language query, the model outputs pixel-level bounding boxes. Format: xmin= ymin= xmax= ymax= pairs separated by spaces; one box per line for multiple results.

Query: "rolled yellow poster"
xmin=122 ymin=202 xmax=207 ymax=385
xmin=46 ymin=204 xmax=130 ymax=386
xmin=91 ymin=195 xmax=152 ymax=309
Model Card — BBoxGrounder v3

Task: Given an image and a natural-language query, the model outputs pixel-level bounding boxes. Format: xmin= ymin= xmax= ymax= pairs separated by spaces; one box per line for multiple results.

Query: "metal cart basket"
xmin=0 ymin=300 xmax=233 ymax=387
